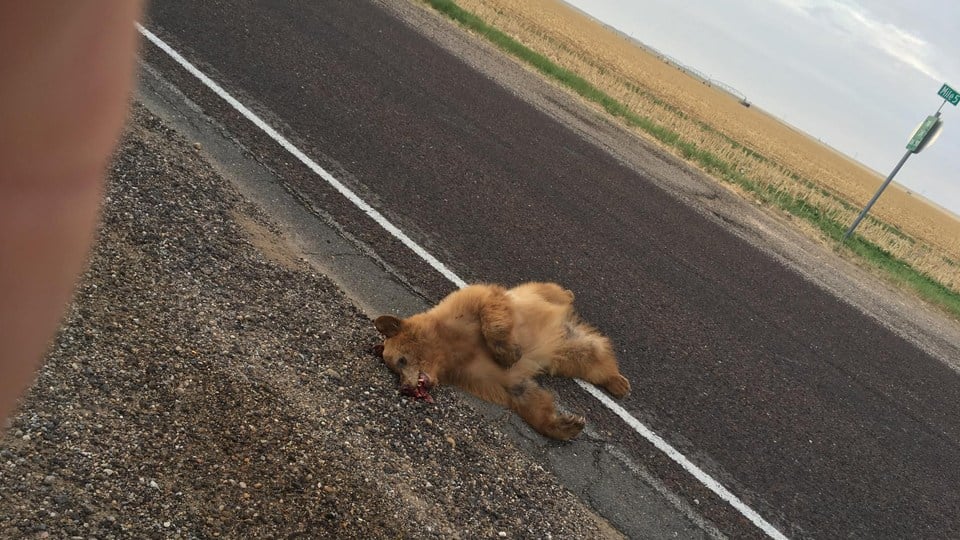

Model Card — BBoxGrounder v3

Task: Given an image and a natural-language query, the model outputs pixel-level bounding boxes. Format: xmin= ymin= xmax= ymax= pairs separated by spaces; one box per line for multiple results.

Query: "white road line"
xmin=137 ymin=24 xmax=788 ymax=540
xmin=578 ymin=381 xmax=788 ymax=540
xmin=136 ymin=24 xmax=467 ymax=290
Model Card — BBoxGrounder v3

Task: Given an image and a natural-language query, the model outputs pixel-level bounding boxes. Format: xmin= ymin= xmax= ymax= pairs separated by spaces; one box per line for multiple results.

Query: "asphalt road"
xmin=143 ymin=1 xmax=960 ymax=538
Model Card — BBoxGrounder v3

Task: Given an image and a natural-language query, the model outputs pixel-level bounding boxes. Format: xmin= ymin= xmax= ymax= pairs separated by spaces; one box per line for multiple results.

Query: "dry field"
xmin=449 ymin=0 xmax=960 ymax=292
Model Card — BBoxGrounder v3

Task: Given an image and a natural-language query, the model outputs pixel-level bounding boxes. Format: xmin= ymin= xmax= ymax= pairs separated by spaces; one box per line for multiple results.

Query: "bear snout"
xmin=399 ymin=372 xmax=435 ymax=403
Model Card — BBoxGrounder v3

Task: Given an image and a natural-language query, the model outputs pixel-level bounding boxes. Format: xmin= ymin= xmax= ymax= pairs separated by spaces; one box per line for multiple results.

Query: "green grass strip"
xmin=422 ymin=0 xmax=960 ymax=318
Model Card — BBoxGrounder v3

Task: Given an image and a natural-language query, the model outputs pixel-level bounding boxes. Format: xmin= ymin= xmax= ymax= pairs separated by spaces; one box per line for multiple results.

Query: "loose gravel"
xmin=0 ymin=104 xmax=620 ymax=539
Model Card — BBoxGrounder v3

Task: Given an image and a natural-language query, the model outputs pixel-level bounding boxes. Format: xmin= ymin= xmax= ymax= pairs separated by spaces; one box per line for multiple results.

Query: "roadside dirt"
xmin=0 ymin=105 xmax=621 ymax=539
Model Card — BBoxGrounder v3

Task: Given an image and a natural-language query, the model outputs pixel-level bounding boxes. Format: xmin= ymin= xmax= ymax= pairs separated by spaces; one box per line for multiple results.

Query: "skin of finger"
xmin=0 ymin=1 xmax=144 ymax=423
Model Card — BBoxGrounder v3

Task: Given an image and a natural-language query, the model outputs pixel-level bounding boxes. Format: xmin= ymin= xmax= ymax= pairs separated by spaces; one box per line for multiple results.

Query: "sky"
xmin=564 ymin=0 xmax=960 ymax=216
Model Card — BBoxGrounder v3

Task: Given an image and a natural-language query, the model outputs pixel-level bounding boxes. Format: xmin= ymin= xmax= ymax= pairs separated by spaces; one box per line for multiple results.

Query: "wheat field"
xmin=448 ymin=0 xmax=960 ymax=292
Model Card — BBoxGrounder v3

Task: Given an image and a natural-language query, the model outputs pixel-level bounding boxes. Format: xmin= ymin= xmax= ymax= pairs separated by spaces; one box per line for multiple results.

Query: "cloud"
xmin=773 ymin=0 xmax=942 ymax=81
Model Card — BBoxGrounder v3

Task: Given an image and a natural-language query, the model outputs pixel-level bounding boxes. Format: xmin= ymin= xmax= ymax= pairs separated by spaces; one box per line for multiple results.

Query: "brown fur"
xmin=374 ymin=282 xmax=630 ymax=440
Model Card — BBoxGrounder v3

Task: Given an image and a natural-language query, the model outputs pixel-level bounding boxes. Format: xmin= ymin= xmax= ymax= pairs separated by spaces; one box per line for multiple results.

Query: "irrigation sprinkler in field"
xmin=843 ymin=82 xmax=957 ymax=241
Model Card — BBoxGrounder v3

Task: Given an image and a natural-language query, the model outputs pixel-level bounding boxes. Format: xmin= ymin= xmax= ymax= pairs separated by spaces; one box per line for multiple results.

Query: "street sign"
xmin=906 ymin=114 xmax=941 ymax=152
xmin=939 ymin=83 xmax=959 ymax=106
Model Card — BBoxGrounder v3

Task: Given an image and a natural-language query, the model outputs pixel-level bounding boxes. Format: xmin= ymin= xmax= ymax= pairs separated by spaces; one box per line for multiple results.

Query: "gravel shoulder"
xmin=0 ymin=104 xmax=622 ymax=539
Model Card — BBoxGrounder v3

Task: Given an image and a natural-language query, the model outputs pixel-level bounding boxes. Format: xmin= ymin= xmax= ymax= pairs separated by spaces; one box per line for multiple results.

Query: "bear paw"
xmin=603 ymin=375 xmax=631 ymax=399
xmin=490 ymin=340 xmax=521 ymax=368
xmin=551 ymin=414 xmax=586 ymax=440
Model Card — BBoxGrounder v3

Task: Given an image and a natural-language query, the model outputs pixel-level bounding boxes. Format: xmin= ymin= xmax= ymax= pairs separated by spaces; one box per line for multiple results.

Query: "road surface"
xmin=141 ymin=1 xmax=960 ymax=537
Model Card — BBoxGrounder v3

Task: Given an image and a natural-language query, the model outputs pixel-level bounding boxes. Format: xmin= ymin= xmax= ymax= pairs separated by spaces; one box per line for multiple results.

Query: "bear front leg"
xmin=479 ymin=291 xmax=521 ymax=368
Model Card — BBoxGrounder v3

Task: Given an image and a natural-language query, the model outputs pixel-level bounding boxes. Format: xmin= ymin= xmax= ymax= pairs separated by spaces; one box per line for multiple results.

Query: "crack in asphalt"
xmin=582 ymin=439 xmax=606 ymax=501
xmin=139 ymin=59 xmax=435 ymax=312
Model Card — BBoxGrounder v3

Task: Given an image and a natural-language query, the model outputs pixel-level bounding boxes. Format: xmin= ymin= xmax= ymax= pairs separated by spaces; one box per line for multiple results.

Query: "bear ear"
xmin=374 ymin=315 xmax=403 ymax=338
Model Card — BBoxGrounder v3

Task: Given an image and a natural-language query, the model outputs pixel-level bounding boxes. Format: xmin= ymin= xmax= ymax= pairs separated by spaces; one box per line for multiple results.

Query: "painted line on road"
xmin=137 ymin=24 xmax=788 ymax=540
xmin=136 ymin=24 xmax=467 ymax=291
xmin=578 ymin=381 xmax=787 ymax=539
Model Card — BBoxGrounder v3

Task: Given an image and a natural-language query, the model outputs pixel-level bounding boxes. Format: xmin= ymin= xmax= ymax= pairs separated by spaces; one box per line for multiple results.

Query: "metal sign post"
xmin=843 ymin=83 xmax=955 ymax=241
xmin=842 ymin=150 xmax=915 ymax=241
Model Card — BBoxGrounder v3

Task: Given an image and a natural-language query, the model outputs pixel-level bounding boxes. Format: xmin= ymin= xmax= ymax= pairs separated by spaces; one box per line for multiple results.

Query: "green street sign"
xmin=939 ymin=83 xmax=959 ymax=106
xmin=906 ymin=115 xmax=941 ymax=152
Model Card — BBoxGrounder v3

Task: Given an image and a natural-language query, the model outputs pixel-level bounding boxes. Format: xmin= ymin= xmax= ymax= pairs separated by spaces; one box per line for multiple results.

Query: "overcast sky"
xmin=564 ymin=0 xmax=960 ymax=216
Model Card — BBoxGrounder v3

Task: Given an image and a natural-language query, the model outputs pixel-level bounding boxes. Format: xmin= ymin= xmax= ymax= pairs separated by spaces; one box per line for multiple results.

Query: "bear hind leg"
xmin=508 ymin=380 xmax=584 ymax=440
xmin=551 ymin=329 xmax=630 ymax=398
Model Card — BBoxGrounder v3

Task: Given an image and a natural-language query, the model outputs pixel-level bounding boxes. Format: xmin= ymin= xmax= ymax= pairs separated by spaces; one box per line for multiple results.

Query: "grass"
xmin=421 ymin=0 xmax=960 ymax=319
